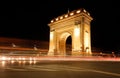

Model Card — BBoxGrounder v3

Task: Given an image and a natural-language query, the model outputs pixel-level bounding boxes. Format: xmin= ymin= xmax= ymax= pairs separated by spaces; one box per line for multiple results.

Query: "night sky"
xmin=0 ymin=0 xmax=120 ymax=52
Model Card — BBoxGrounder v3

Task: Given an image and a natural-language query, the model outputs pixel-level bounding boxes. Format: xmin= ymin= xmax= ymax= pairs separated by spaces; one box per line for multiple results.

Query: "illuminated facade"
xmin=48 ymin=8 xmax=93 ymax=56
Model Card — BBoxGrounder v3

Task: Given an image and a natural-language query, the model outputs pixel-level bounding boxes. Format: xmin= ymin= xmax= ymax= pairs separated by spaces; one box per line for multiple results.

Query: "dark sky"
xmin=0 ymin=0 xmax=120 ymax=52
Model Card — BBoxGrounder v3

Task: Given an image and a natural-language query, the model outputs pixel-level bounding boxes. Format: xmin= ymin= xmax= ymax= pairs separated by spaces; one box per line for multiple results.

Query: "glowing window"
xmin=56 ymin=18 xmax=59 ymax=21
xmin=60 ymin=16 xmax=63 ymax=19
xmin=87 ymin=13 xmax=90 ymax=16
xmin=70 ymin=12 xmax=74 ymax=16
xmin=65 ymin=14 xmax=68 ymax=18
xmin=51 ymin=20 xmax=54 ymax=23
xmin=83 ymin=9 xmax=86 ymax=13
xmin=76 ymin=10 xmax=81 ymax=13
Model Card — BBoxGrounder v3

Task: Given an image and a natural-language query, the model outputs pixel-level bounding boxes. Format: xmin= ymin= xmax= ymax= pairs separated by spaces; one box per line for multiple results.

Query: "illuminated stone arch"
xmin=48 ymin=8 xmax=93 ymax=56
xmin=58 ymin=32 xmax=72 ymax=55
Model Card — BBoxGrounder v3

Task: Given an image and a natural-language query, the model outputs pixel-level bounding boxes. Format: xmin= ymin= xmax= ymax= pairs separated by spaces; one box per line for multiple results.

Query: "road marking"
xmin=35 ymin=65 xmax=120 ymax=77
xmin=26 ymin=66 xmax=57 ymax=71
xmin=2 ymin=65 xmax=120 ymax=77
xmin=30 ymin=65 xmax=85 ymax=71
xmin=5 ymin=67 xmax=27 ymax=71
xmin=63 ymin=65 xmax=120 ymax=77
xmin=85 ymin=69 xmax=120 ymax=77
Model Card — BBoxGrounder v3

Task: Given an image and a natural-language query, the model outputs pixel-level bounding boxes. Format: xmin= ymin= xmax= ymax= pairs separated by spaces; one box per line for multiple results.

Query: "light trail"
xmin=0 ymin=56 xmax=120 ymax=61
xmin=35 ymin=56 xmax=120 ymax=61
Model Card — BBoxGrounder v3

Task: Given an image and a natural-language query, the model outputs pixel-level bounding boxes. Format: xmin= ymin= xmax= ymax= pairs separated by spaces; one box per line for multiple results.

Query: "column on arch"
xmin=72 ymin=23 xmax=81 ymax=53
xmin=48 ymin=30 xmax=56 ymax=56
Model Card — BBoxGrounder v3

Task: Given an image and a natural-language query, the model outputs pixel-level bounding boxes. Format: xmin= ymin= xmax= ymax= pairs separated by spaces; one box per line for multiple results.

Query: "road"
xmin=0 ymin=60 xmax=120 ymax=78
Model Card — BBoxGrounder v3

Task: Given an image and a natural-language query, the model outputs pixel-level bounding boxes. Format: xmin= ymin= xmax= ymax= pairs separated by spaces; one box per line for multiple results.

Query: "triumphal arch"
xmin=48 ymin=8 xmax=93 ymax=56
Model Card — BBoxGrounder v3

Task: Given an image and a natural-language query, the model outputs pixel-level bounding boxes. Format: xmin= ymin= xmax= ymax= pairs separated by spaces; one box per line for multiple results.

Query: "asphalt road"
xmin=0 ymin=60 xmax=120 ymax=78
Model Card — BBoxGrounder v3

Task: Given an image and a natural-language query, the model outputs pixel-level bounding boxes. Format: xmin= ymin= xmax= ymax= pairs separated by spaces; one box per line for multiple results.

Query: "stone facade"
xmin=48 ymin=8 xmax=93 ymax=56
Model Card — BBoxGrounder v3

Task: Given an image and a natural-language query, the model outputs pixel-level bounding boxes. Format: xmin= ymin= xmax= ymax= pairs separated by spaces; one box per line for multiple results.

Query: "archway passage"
xmin=66 ymin=36 xmax=72 ymax=55
xmin=59 ymin=32 xmax=71 ymax=56
xmin=48 ymin=8 xmax=93 ymax=56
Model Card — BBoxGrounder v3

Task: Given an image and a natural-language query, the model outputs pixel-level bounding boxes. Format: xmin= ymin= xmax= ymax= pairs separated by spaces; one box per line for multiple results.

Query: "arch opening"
xmin=59 ymin=32 xmax=71 ymax=56
xmin=66 ymin=36 xmax=72 ymax=56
